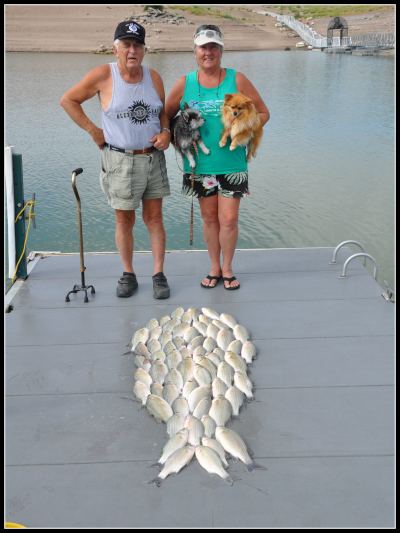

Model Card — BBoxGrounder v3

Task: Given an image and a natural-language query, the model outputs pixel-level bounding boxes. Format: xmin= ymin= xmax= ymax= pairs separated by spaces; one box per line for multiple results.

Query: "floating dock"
xmin=6 ymin=247 xmax=394 ymax=527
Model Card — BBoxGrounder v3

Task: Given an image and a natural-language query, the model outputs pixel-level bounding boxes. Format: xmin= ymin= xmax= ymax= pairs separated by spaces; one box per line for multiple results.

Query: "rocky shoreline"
xmin=5 ymin=4 xmax=395 ymax=54
xmin=93 ymin=8 xmax=195 ymax=55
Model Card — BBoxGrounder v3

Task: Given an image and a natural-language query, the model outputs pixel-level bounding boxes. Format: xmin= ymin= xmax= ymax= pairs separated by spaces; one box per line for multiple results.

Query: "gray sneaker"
xmin=153 ymin=272 xmax=170 ymax=299
xmin=116 ymin=272 xmax=138 ymax=298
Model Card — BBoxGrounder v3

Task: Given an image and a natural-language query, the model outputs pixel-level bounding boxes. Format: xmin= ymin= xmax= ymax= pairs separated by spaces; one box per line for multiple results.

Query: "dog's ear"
xmin=182 ymin=111 xmax=190 ymax=122
xmin=224 ymin=94 xmax=232 ymax=102
xmin=183 ymin=102 xmax=190 ymax=110
xmin=242 ymin=96 xmax=253 ymax=106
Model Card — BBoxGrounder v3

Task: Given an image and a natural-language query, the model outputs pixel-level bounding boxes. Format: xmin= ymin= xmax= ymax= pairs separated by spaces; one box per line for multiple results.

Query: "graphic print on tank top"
xmin=188 ymin=99 xmax=224 ymax=117
xmin=115 ymin=100 xmax=160 ymax=125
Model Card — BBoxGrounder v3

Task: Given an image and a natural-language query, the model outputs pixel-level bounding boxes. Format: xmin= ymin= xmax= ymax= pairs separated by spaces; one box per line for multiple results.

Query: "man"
xmin=60 ymin=21 xmax=171 ymax=299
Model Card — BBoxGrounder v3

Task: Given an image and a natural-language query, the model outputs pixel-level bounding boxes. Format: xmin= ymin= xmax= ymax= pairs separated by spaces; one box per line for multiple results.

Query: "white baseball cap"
xmin=194 ymin=25 xmax=224 ymax=49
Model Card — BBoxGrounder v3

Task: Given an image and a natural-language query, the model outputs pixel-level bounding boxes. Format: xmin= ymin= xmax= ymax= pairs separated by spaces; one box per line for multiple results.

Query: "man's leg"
xmin=115 ymin=209 xmax=136 ymax=273
xmin=142 ymin=198 xmax=170 ymax=299
xmin=142 ymin=198 xmax=166 ymax=275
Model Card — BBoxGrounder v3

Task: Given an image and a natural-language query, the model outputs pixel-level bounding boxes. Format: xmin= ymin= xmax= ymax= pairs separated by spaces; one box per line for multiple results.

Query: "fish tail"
xmin=246 ymin=461 xmax=268 ymax=474
xmin=148 ymin=475 xmax=165 ymax=487
xmin=227 ymin=474 xmax=241 ymax=485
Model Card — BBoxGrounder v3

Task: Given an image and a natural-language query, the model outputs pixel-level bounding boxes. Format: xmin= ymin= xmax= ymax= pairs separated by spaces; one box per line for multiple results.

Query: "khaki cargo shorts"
xmin=100 ymin=145 xmax=171 ymax=211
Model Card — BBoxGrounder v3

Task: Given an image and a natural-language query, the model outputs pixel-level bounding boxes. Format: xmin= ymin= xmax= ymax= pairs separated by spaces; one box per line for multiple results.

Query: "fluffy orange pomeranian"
xmin=219 ymin=93 xmax=263 ymax=162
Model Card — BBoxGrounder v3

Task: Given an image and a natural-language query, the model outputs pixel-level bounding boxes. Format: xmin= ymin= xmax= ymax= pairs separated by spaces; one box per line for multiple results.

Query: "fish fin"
xmin=150 ymin=462 xmax=162 ymax=470
xmin=231 ymin=414 xmax=240 ymax=421
xmin=227 ymin=474 xmax=241 ymax=485
xmin=122 ymin=350 xmax=131 ymax=355
xmin=148 ymin=476 xmax=164 ymax=487
xmin=246 ymin=461 xmax=268 ymax=474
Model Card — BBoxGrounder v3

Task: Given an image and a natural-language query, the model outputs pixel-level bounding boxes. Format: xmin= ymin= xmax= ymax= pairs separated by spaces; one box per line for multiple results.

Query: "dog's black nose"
xmin=233 ymin=112 xmax=238 ymax=116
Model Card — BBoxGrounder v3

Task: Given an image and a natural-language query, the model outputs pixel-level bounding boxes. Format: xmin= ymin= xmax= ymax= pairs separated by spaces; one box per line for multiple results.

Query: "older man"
xmin=60 ymin=21 xmax=171 ymax=299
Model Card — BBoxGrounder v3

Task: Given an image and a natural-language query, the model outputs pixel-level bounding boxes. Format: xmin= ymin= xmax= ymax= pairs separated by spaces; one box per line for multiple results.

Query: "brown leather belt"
xmin=104 ymin=143 xmax=155 ymax=155
xmin=134 ymin=147 xmax=155 ymax=154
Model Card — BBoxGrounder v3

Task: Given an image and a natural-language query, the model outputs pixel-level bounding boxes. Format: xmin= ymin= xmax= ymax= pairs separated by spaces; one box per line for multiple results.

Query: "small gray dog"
xmin=171 ymin=102 xmax=210 ymax=168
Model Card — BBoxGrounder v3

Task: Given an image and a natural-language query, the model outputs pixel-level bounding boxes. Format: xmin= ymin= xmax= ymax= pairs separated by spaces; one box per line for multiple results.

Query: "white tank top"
xmin=101 ymin=63 xmax=163 ymax=150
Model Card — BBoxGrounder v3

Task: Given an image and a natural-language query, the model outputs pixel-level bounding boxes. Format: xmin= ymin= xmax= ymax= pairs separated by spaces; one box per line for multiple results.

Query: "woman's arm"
xmin=165 ymin=76 xmax=186 ymax=121
xmin=236 ymin=72 xmax=270 ymax=127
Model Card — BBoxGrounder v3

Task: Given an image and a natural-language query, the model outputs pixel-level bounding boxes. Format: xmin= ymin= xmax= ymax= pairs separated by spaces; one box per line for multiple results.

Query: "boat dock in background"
xmin=6 ymin=247 xmax=394 ymax=527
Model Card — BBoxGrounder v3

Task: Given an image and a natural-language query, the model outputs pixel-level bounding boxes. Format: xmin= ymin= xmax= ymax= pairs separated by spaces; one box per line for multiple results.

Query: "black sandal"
xmin=201 ymin=275 xmax=222 ymax=289
xmin=222 ymin=267 xmax=240 ymax=290
xmin=223 ymin=276 xmax=240 ymax=290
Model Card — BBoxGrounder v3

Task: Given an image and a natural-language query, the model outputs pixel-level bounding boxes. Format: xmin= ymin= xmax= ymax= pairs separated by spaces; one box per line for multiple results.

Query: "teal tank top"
xmin=180 ymin=68 xmax=247 ymax=174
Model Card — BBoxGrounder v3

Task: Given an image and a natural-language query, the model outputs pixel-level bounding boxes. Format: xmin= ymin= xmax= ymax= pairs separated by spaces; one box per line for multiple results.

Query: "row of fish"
xmin=131 ymin=306 xmax=267 ymax=487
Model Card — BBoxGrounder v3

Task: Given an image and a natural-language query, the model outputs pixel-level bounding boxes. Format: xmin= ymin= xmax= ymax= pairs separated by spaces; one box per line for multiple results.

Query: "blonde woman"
xmin=166 ymin=25 xmax=269 ymax=290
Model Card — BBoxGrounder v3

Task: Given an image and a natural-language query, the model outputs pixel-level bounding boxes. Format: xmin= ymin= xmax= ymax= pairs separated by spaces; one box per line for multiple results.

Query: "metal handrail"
xmin=338 ymin=253 xmax=378 ymax=280
xmin=276 ymin=15 xmax=395 ymax=49
xmin=330 ymin=240 xmax=366 ymax=266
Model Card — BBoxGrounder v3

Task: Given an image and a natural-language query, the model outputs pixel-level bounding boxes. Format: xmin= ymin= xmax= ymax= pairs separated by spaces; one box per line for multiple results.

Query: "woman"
xmin=165 ymin=25 xmax=270 ymax=289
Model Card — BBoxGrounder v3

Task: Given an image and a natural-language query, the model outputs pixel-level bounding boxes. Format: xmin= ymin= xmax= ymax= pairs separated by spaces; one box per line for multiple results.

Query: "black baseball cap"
xmin=114 ymin=21 xmax=146 ymax=45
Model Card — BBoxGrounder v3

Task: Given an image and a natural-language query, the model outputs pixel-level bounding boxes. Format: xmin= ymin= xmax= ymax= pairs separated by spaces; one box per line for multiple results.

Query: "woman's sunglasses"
xmin=194 ymin=25 xmax=223 ymax=39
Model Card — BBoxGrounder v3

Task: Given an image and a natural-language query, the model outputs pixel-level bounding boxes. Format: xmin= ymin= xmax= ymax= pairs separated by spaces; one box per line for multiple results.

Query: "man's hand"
xmin=149 ymin=130 xmax=171 ymax=151
xmin=89 ymin=125 xmax=106 ymax=149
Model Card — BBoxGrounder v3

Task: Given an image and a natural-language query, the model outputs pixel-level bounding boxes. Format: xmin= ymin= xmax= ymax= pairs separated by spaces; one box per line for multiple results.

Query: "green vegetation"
xmin=272 ymin=5 xmax=393 ymax=19
xmin=169 ymin=5 xmax=259 ymax=20
xmin=143 ymin=5 xmax=164 ymax=11
xmin=168 ymin=5 xmax=240 ymax=19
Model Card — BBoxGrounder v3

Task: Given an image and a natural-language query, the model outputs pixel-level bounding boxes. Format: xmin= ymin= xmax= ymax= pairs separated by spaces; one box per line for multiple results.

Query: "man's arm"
xmin=149 ymin=69 xmax=171 ymax=151
xmin=60 ymin=65 xmax=110 ymax=149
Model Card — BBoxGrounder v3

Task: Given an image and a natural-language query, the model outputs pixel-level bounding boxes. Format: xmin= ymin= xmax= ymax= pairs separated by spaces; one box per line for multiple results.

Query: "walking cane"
xmin=65 ymin=168 xmax=95 ymax=303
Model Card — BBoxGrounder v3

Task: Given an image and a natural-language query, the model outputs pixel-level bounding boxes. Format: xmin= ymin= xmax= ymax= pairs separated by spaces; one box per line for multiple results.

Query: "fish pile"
xmin=131 ymin=306 xmax=267 ymax=487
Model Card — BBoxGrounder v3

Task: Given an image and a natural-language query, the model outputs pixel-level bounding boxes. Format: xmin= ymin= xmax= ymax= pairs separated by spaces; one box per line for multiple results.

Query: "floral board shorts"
xmin=182 ymin=171 xmax=249 ymax=199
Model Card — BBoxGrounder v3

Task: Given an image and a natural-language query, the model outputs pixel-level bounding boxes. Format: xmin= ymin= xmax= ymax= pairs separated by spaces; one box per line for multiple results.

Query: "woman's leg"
xmin=198 ymin=195 xmax=222 ymax=286
xmin=218 ymin=195 xmax=241 ymax=289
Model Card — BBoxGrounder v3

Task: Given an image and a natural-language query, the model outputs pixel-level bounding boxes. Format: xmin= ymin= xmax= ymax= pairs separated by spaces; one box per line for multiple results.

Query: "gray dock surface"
xmin=6 ymin=248 xmax=394 ymax=528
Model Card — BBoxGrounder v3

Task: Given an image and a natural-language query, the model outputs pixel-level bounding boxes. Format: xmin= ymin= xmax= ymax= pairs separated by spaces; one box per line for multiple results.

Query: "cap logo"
xmin=127 ymin=23 xmax=139 ymax=34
